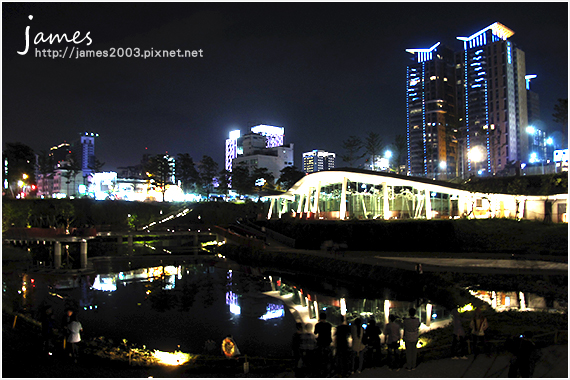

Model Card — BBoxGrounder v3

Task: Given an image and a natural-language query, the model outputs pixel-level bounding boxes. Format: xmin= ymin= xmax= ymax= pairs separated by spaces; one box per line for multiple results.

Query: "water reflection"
xmin=7 ymin=258 xmax=296 ymax=357
xmin=4 ymin=256 xmax=564 ymax=359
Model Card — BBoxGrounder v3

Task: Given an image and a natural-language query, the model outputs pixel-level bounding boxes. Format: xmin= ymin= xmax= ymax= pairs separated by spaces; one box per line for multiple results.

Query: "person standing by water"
xmin=314 ymin=312 xmax=333 ymax=377
xmin=61 ymin=308 xmax=74 ymax=351
xmin=41 ymin=306 xmax=55 ymax=356
xmin=334 ymin=316 xmax=352 ymax=377
xmin=384 ymin=314 xmax=401 ymax=370
xmin=364 ymin=319 xmax=382 ymax=369
xmin=470 ymin=308 xmax=489 ymax=357
xmin=451 ymin=308 xmax=468 ymax=359
xmin=292 ymin=322 xmax=304 ymax=377
xmin=351 ymin=318 xmax=366 ymax=373
xmin=67 ymin=314 xmax=83 ymax=362
xmin=403 ymin=308 xmax=420 ymax=371
xmin=299 ymin=324 xmax=317 ymax=376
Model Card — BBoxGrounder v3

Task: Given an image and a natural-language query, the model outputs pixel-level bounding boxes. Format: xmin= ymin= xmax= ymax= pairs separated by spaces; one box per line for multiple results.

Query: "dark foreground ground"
xmin=3 ymin=310 xmax=568 ymax=378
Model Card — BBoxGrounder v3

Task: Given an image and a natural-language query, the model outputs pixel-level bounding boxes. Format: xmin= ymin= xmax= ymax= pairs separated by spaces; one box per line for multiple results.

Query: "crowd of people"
xmin=291 ymin=309 xmax=423 ymax=377
xmin=290 ymin=306 xmax=534 ymax=377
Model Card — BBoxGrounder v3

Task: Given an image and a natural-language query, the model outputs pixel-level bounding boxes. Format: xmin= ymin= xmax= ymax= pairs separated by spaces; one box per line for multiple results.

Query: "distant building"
xmin=49 ymin=142 xmax=72 ymax=166
xmin=233 ymin=141 xmax=294 ymax=183
xmin=303 ymin=150 xmax=335 ymax=174
xmin=225 ymin=124 xmax=285 ymax=172
xmin=77 ymin=133 xmax=98 ymax=176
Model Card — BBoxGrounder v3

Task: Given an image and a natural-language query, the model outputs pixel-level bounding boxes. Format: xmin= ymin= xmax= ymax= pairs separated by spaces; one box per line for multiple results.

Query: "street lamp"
xmin=468 ymin=146 xmax=486 ymax=176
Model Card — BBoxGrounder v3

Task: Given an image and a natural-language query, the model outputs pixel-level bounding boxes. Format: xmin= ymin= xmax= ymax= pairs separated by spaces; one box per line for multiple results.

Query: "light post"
xmin=438 ymin=161 xmax=447 ymax=179
xmin=384 ymin=150 xmax=392 ymax=172
xmin=468 ymin=146 xmax=485 ymax=176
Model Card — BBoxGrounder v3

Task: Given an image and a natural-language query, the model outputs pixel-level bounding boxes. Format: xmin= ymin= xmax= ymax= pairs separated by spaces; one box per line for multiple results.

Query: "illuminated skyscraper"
xmin=78 ymin=132 xmax=98 ymax=176
xmin=407 ymin=22 xmax=532 ymax=178
xmin=406 ymin=43 xmax=459 ymax=179
xmin=457 ymin=22 xmax=528 ymax=176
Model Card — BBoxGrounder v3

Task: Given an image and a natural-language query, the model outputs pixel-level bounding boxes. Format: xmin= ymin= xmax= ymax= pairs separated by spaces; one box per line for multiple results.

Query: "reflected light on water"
xmin=152 ymin=350 xmax=191 ymax=366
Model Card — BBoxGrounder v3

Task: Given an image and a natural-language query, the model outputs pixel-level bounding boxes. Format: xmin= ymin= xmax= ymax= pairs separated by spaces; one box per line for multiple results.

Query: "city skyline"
xmin=3 ymin=2 xmax=568 ymax=171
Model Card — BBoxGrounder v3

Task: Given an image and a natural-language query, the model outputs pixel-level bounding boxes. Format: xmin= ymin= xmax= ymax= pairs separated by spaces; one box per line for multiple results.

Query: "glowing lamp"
xmin=152 ymin=350 xmax=191 ymax=366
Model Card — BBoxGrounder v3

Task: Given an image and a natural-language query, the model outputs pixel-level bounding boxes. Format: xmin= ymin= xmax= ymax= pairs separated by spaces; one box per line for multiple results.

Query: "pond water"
xmin=4 ymin=252 xmax=560 ymax=358
xmin=7 ymin=256 xmax=297 ymax=357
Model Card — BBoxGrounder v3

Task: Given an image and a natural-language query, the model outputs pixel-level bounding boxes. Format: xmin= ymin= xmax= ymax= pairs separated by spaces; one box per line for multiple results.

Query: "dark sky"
xmin=3 ymin=2 xmax=568 ymax=171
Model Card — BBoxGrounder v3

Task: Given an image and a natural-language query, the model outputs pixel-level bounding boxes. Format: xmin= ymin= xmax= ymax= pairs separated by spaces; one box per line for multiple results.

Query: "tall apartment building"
xmin=406 ymin=43 xmax=459 ymax=179
xmin=407 ymin=22 xmax=532 ymax=178
xmin=303 ymin=150 xmax=335 ymax=174
xmin=457 ymin=22 xmax=529 ymax=177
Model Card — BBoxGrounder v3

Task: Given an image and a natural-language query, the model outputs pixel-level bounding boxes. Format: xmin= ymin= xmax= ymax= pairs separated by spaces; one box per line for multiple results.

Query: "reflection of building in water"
xmin=225 ymin=270 xmax=285 ymax=320
xmin=226 ymin=270 xmax=241 ymax=315
xmin=91 ymin=265 xmax=181 ymax=292
xmin=259 ymin=303 xmax=285 ymax=320
xmin=270 ymin=275 xmax=446 ymax=327
xmin=469 ymin=290 xmax=563 ymax=311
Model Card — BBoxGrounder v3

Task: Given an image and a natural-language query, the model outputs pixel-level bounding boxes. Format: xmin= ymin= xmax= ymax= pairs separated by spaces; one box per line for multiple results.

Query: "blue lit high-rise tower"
xmin=406 ymin=43 xmax=459 ymax=179
xmin=457 ymin=22 xmax=528 ymax=176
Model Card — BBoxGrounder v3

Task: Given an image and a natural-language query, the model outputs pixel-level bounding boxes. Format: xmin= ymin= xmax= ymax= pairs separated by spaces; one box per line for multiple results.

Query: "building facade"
xmin=457 ymin=22 xmax=528 ymax=177
xmin=233 ymin=142 xmax=294 ymax=183
xmin=406 ymin=43 xmax=459 ymax=180
xmin=303 ymin=150 xmax=336 ymax=174
xmin=225 ymin=125 xmax=285 ymax=172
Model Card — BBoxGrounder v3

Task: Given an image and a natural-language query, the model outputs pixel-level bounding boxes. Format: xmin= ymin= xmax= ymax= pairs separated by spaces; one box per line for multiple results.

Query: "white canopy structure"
xmin=266 ymin=169 xmax=567 ymax=223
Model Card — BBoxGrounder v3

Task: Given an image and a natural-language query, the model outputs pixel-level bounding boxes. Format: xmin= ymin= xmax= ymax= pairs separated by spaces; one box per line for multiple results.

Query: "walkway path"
xmin=264 ymin=238 xmax=568 ymax=276
xmin=348 ymin=344 xmax=568 ymax=378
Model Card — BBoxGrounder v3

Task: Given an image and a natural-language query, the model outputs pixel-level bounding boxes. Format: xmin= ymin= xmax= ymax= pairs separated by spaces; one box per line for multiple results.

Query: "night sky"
xmin=2 ymin=2 xmax=568 ymax=171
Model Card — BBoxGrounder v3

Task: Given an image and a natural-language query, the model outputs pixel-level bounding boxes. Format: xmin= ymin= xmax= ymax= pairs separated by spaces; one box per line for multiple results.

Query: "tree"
xmin=340 ymin=135 xmax=364 ymax=168
xmin=197 ymin=155 xmax=219 ymax=198
xmin=392 ymin=134 xmax=407 ymax=174
xmin=144 ymin=154 xmax=173 ymax=202
xmin=231 ymin=163 xmax=253 ymax=196
xmin=252 ymin=167 xmax=275 ymax=193
xmin=364 ymin=131 xmax=384 ymax=171
xmin=176 ymin=153 xmax=199 ymax=193
xmin=552 ymin=98 xmax=568 ymax=127
xmin=277 ymin=166 xmax=305 ymax=190
xmin=85 ymin=157 xmax=105 ymax=189
xmin=217 ymin=169 xmax=231 ymax=197
xmin=88 ymin=157 xmax=105 ymax=173
xmin=61 ymin=153 xmax=82 ymax=197
xmin=3 ymin=142 xmax=36 ymax=197
xmin=36 ymin=150 xmax=54 ymax=195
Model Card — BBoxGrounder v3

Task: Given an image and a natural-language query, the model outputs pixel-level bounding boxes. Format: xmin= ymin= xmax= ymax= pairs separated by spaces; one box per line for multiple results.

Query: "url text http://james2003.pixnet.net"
xmin=34 ymin=46 xmax=204 ymax=59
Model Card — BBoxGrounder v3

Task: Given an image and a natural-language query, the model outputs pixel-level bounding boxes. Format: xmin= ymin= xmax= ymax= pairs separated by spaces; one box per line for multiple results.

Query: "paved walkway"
xmin=264 ymin=239 xmax=568 ymax=276
xmin=350 ymin=344 xmax=568 ymax=378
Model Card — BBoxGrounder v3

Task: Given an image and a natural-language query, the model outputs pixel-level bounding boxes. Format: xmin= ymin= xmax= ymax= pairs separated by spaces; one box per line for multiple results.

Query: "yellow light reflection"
xmin=459 ymin=303 xmax=474 ymax=313
xmin=152 ymin=350 xmax=191 ymax=366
